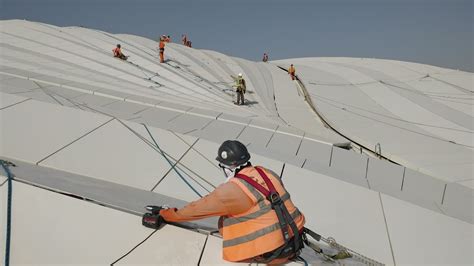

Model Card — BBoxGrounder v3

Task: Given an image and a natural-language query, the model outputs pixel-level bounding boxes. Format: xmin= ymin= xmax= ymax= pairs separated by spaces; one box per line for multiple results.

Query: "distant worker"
xmin=147 ymin=140 xmax=306 ymax=264
xmin=112 ymin=44 xmax=127 ymax=60
xmin=181 ymin=34 xmax=188 ymax=45
xmin=159 ymin=36 xmax=166 ymax=63
xmin=262 ymin=53 xmax=269 ymax=62
xmin=288 ymin=64 xmax=296 ymax=80
xmin=186 ymin=40 xmax=192 ymax=48
xmin=231 ymin=73 xmax=246 ymax=105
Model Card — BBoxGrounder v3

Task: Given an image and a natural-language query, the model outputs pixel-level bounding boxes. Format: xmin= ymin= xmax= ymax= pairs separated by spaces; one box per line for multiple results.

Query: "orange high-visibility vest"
xmin=113 ymin=47 xmax=121 ymax=57
xmin=289 ymin=66 xmax=295 ymax=74
xmin=222 ymin=166 xmax=305 ymax=262
xmin=159 ymin=41 xmax=165 ymax=50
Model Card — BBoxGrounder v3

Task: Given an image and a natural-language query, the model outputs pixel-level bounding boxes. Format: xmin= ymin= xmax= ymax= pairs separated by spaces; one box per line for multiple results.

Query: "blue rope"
xmin=143 ymin=125 xmax=203 ymax=198
xmin=0 ymin=160 xmax=13 ymax=266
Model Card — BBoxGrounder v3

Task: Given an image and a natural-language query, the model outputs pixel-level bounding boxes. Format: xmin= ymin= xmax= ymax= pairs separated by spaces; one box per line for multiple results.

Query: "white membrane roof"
xmin=1 ymin=20 xmax=473 ymax=265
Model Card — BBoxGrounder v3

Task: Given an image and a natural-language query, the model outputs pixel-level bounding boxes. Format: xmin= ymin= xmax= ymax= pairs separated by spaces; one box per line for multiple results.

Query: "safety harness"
xmin=235 ymin=166 xmax=303 ymax=262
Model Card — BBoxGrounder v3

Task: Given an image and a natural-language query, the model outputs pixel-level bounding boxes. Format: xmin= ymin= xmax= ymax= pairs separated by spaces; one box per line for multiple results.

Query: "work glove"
xmin=142 ymin=205 xmax=165 ymax=229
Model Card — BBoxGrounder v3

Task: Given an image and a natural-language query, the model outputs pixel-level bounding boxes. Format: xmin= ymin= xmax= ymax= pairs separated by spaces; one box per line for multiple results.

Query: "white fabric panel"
xmin=382 ymin=194 xmax=474 ymax=265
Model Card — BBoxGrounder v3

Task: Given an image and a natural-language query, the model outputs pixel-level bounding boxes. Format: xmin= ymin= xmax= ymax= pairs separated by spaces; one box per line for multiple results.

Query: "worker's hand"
xmin=159 ymin=208 xmax=178 ymax=222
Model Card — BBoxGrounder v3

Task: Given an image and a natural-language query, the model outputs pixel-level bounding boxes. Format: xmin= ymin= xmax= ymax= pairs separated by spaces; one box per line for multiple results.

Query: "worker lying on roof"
xmin=144 ymin=140 xmax=306 ymax=264
xmin=112 ymin=44 xmax=128 ymax=60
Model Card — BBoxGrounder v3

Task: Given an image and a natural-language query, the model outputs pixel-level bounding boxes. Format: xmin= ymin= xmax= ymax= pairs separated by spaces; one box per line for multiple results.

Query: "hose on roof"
xmin=1 ymin=160 xmax=14 ymax=266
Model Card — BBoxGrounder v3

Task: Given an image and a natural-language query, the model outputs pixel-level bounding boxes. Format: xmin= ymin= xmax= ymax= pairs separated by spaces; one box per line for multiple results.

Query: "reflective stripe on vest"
xmin=223 ymin=209 xmax=301 ymax=248
xmin=222 ymin=166 xmax=305 ymax=262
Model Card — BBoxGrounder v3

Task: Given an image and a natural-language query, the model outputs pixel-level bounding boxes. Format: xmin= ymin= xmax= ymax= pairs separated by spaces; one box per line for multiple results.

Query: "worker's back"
xmin=113 ymin=47 xmax=121 ymax=57
xmin=222 ymin=166 xmax=305 ymax=262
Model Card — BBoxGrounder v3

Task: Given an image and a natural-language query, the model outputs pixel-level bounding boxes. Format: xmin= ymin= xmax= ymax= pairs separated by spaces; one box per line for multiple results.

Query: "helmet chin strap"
xmin=220 ymin=161 xmax=252 ymax=182
xmin=223 ymin=167 xmax=236 ymax=181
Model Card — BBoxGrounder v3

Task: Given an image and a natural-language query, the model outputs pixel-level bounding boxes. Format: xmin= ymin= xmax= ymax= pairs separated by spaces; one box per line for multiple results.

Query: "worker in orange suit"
xmin=159 ymin=37 xmax=166 ymax=63
xmin=159 ymin=140 xmax=306 ymax=264
xmin=288 ymin=64 xmax=296 ymax=80
xmin=112 ymin=44 xmax=127 ymax=60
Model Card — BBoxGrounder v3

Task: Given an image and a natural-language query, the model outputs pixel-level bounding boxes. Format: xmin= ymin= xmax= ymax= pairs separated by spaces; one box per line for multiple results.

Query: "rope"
xmin=143 ymin=124 xmax=203 ymax=197
xmin=1 ymin=160 xmax=15 ymax=266
xmin=320 ymin=236 xmax=383 ymax=266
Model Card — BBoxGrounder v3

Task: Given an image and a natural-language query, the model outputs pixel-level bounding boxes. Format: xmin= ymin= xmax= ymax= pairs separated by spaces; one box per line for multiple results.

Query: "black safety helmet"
xmin=216 ymin=140 xmax=250 ymax=167
xmin=117 ymin=44 xmax=121 ymax=48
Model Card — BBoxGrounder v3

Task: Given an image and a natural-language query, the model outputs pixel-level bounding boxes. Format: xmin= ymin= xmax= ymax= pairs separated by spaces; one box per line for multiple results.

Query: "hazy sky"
xmin=1 ymin=0 xmax=473 ymax=71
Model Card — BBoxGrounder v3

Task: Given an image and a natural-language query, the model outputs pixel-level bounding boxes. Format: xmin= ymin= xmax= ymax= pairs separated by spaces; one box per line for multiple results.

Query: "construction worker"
xmin=262 ymin=53 xmax=269 ymax=62
xmin=181 ymin=34 xmax=187 ymax=45
xmin=159 ymin=36 xmax=166 ymax=63
xmin=231 ymin=73 xmax=246 ymax=105
xmin=158 ymin=140 xmax=306 ymax=264
xmin=112 ymin=44 xmax=127 ymax=60
xmin=288 ymin=64 xmax=296 ymax=80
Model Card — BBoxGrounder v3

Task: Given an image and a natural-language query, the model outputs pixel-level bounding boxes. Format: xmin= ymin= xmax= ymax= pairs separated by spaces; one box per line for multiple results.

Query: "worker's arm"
xmin=160 ymin=182 xmax=253 ymax=223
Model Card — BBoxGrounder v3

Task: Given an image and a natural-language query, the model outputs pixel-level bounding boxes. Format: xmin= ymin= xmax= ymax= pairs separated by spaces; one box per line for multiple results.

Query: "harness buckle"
xmin=269 ymin=192 xmax=282 ymax=204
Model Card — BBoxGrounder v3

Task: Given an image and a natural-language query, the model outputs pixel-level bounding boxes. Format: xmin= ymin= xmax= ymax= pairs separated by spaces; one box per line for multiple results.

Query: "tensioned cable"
xmin=1 ymin=160 xmax=14 ymax=266
xmin=308 ymin=92 xmax=474 ymax=134
xmin=380 ymin=80 xmax=474 ymax=101
xmin=309 ymin=78 xmax=473 ymax=101
xmin=427 ymin=75 xmax=474 ymax=94
xmin=74 ymin=101 xmax=215 ymax=196
xmin=34 ymin=88 xmax=218 ymax=190
xmin=144 ymin=124 xmax=216 ymax=193
xmin=314 ymin=97 xmax=474 ymax=148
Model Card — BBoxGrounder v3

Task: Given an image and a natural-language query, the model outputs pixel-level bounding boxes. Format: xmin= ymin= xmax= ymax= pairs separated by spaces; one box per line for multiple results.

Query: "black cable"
xmin=1 ymin=160 xmax=14 ymax=266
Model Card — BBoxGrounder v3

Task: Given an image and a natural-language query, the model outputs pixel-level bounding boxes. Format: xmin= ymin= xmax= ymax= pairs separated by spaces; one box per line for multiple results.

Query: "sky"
xmin=1 ymin=0 xmax=473 ymax=72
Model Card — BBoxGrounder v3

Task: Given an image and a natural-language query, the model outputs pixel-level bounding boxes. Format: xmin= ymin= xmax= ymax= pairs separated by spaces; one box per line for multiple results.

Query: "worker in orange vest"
xmin=157 ymin=140 xmax=306 ymax=264
xmin=159 ymin=37 xmax=166 ymax=63
xmin=112 ymin=44 xmax=127 ymax=60
xmin=288 ymin=64 xmax=296 ymax=80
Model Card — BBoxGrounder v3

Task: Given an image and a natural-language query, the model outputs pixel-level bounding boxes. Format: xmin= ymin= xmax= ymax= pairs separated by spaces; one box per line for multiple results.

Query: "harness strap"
xmin=234 ymin=167 xmax=302 ymax=262
xmin=254 ymin=167 xmax=302 ymax=254
xmin=234 ymin=172 xmax=270 ymax=197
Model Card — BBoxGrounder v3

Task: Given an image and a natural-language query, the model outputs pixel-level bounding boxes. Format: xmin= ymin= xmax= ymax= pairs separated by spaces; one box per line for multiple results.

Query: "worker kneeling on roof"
xmin=113 ymin=44 xmax=127 ymax=60
xmin=159 ymin=140 xmax=306 ymax=264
